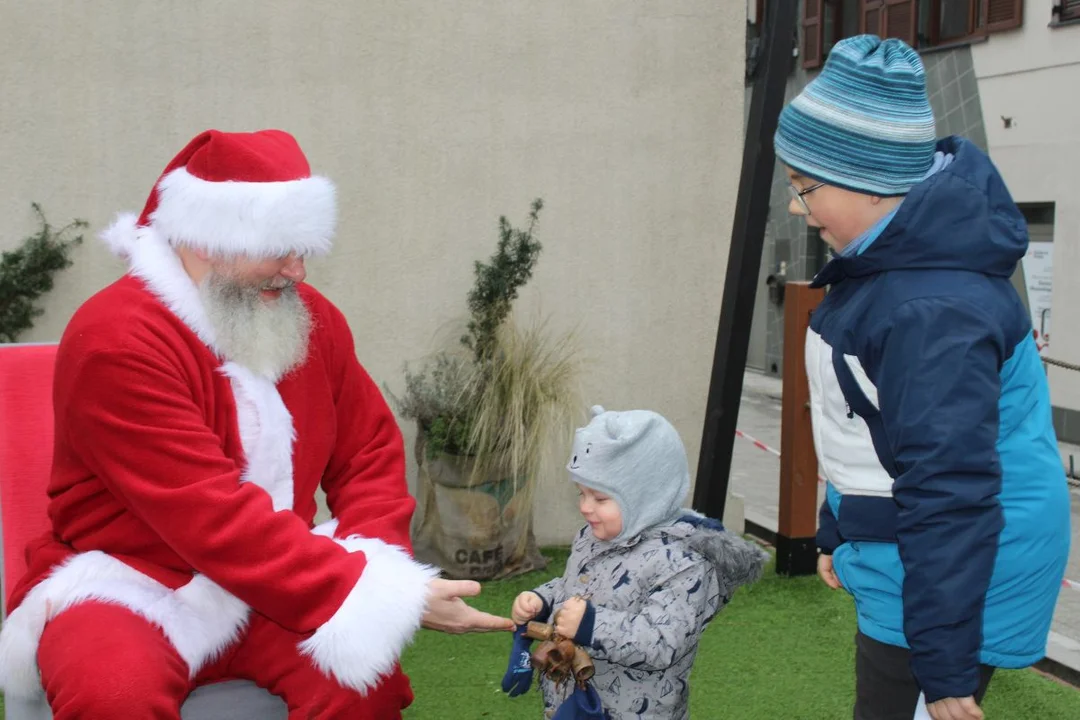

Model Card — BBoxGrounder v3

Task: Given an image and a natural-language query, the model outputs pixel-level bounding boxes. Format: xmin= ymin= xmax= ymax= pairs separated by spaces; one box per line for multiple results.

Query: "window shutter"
xmin=1059 ymin=0 xmax=1080 ymax=22
xmin=881 ymin=0 xmax=918 ymax=45
xmin=986 ymin=0 xmax=1023 ymax=32
xmin=861 ymin=0 xmax=885 ymax=35
xmin=749 ymin=0 xmax=765 ymax=26
xmin=802 ymin=0 xmax=825 ymax=70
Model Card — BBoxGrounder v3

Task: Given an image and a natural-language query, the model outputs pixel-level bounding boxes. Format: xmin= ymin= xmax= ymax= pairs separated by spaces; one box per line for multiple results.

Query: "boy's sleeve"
xmin=529 ymin=528 xmax=586 ymax=622
xmin=874 ymin=297 xmax=1006 ymax=704
xmin=576 ymin=556 xmax=714 ymax=672
xmin=817 ymin=499 xmax=842 ymax=554
xmin=528 ymin=577 xmax=563 ymax=623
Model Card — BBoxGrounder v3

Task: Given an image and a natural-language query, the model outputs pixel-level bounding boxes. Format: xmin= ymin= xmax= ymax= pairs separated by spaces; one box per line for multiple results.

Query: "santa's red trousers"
xmin=36 ymin=601 xmax=413 ymax=719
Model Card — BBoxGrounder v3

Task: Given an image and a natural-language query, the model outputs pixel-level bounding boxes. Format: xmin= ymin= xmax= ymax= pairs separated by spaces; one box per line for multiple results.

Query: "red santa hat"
xmin=102 ymin=129 xmax=336 ymax=259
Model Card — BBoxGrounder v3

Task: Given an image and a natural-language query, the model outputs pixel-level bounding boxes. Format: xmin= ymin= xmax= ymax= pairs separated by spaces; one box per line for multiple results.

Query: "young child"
xmin=501 ymin=405 xmax=768 ymax=719
xmin=773 ymin=35 xmax=1071 ymax=720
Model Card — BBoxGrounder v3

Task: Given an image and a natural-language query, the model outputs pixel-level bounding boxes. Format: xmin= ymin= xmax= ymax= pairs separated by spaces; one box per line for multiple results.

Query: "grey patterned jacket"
xmin=530 ymin=514 xmax=768 ymax=719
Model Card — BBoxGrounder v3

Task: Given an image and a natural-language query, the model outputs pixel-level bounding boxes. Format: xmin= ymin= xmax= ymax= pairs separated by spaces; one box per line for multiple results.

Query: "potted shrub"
xmin=388 ymin=199 xmax=582 ymax=580
xmin=1 ymin=203 xmax=85 ymax=341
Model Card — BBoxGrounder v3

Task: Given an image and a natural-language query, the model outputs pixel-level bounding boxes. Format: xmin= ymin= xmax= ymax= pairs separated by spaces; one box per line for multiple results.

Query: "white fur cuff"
xmin=300 ymin=520 xmax=438 ymax=694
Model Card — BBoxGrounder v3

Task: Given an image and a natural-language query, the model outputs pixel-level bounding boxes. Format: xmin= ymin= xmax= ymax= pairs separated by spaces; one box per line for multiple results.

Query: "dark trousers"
xmin=854 ymin=632 xmax=995 ymax=720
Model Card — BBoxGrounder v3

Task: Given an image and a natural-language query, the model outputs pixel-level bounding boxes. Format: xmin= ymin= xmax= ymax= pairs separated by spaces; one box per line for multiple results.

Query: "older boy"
xmin=774 ymin=35 xmax=1070 ymax=720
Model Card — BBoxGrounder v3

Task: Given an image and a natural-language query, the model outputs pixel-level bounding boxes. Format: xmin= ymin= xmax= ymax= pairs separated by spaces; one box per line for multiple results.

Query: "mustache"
xmin=261 ymin=278 xmax=297 ymax=291
xmin=206 ymin=274 xmax=298 ymax=305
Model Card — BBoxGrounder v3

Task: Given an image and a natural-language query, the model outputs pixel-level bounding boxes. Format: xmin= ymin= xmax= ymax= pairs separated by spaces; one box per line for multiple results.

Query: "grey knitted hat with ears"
xmin=566 ymin=405 xmax=690 ymax=541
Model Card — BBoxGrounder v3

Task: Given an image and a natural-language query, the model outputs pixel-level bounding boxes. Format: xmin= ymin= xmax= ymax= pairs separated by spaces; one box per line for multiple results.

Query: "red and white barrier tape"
xmin=734 ymin=429 xmax=780 ymax=458
xmin=734 ymin=429 xmax=824 ymax=483
xmin=733 ymin=428 xmax=1080 ymax=592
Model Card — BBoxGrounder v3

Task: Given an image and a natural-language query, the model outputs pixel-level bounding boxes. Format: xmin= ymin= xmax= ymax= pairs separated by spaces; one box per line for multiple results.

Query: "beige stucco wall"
xmin=972 ymin=15 xmax=1080 ymax=408
xmin=0 ymin=1 xmax=745 ymax=545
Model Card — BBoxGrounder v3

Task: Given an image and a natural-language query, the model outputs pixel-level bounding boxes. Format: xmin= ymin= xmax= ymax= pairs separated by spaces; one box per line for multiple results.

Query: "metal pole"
xmin=693 ymin=0 xmax=799 ymax=519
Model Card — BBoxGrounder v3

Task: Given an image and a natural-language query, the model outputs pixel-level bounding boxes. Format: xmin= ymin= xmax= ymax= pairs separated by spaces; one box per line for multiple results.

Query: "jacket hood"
xmin=813 ymin=136 xmax=1028 ymax=287
xmin=649 ymin=512 xmax=769 ymax=598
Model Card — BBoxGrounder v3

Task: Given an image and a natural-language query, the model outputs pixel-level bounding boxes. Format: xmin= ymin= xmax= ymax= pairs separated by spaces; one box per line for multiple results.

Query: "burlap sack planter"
xmin=411 ymin=433 xmax=547 ymax=581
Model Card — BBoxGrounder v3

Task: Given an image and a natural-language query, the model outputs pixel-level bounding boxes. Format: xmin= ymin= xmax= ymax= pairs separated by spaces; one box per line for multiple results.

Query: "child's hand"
xmin=818 ymin=553 xmax=842 ymax=589
xmin=928 ymin=696 xmax=983 ymax=720
xmin=554 ymin=596 xmax=587 ymax=639
xmin=512 ymin=591 xmax=544 ymax=625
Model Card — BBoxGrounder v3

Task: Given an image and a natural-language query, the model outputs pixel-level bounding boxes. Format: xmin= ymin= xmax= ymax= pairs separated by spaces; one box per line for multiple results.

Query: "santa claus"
xmin=0 ymin=129 xmax=513 ymax=718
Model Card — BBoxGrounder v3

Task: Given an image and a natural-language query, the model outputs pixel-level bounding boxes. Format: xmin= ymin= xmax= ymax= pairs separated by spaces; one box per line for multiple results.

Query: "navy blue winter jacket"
xmin=806 ymin=135 xmax=1070 ymax=703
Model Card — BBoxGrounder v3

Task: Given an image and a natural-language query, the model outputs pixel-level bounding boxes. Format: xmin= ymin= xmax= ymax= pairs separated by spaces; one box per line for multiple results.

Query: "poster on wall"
xmin=1022 ymin=242 xmax=1053 ymax=354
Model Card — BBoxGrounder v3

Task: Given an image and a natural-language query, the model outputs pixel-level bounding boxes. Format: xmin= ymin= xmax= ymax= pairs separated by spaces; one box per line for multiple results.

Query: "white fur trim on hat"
xmin=149 ymin=167 xmax=336 ymax=258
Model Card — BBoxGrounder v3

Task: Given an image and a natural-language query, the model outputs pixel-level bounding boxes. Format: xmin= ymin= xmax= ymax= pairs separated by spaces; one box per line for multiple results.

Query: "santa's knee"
xmin=293 ymin=686 xmax=377 ymax=720
xmin=292 ymin=675 xmax=409 ymax=720
xmin=46 ymin=672 xmax=186 ymax=720
xmin=37 ymin=602 xmax=190 ymax=720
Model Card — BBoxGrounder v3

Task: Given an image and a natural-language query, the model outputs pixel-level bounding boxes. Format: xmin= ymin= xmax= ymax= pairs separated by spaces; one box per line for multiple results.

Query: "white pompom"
xmin=98 ymin=212 xmax=141 ymax=258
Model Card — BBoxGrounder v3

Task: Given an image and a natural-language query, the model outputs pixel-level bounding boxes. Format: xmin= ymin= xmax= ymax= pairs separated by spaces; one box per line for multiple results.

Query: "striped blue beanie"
xmin=774 ymin=35 xmax=936 ymax=197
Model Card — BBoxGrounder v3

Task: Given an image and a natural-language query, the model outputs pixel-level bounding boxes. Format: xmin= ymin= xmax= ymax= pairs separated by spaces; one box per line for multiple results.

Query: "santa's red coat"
xmin=0 ymin=226 xmax=435 ymax=706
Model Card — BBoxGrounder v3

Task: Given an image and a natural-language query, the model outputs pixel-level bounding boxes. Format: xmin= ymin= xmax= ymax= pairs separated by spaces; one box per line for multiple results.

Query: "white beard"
xmin=199 ymin=274 xmax=312 ymax=381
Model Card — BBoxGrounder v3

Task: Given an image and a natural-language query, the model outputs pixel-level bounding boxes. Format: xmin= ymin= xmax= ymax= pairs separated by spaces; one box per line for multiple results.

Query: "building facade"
xmin=0 ymin=0 xmax=747 ymax=544
xmin=746 ymin=0 xmax=1080 ymax=441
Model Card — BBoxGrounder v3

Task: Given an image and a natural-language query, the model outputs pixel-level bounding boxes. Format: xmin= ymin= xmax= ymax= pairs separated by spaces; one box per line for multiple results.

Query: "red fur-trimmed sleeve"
xmin=318 ymin=300 xmax=417 ymax=553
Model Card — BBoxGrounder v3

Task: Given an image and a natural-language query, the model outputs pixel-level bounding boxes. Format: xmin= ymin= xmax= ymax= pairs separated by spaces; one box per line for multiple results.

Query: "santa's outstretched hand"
xmin=423 ymin=579 xmax=515 ymax=634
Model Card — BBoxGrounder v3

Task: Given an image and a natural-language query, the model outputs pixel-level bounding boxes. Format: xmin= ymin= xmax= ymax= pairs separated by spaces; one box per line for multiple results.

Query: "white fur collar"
xmin=101 ymin=212 xmax=221 ymax=356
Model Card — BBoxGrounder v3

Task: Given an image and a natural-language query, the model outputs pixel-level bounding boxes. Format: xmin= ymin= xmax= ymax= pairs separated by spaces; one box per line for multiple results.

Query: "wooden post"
xmin=776 ymin=281 xmax=825 ymax=576
xmin=691 ymin=0 xmax=800 ymax=521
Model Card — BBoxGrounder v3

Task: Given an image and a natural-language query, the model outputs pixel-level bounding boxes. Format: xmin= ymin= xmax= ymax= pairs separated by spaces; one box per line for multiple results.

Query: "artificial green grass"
xmin=401 ymin=546 xmax=1080 ymax=719
xmin=1 ymin=546 xmax=1076 ymax=719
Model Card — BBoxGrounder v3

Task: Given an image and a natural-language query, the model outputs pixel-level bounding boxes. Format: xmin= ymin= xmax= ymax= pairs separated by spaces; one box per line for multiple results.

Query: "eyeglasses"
xmin=788 ymin=181 xmax=825 ymax=215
